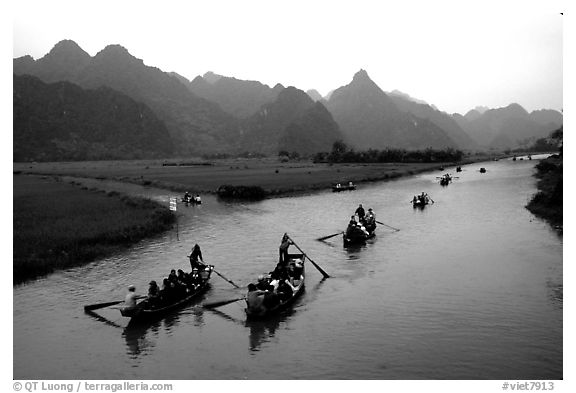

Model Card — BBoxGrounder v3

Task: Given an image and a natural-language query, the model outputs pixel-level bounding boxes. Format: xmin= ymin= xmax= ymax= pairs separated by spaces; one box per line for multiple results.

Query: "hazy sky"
xmin=11 ymin=0 xmax=563 ymax=115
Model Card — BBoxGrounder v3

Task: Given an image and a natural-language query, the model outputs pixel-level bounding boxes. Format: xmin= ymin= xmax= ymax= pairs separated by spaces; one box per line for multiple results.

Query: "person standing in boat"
xmin=355 ymin=204 xmax=366 ymax=223
xmin=189 ymin=244 xmax=204 ymax=270
xmin=278 ymin=234 xmax=292 ymax=266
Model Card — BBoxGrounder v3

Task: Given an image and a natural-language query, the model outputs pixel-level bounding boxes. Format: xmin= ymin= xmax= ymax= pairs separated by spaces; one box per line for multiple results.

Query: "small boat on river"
xmin=438 ymin=173 xmax=452 ymax=186
xmin=119 ymin=265 xmax=213 ymax=323
xmin=343 ymin=220 xmax=376 ymax=246
xmin=332 ymin=182 xmax=356 ymax=192
xmin=456 ymin=166 xmax=462 ymax=172
xmin=245 ymin=242 xmax=306 ymax=319
xmin=182 ymin=193 xmax=202 ymax=205
xmin=412 ymin=194 xmax=430 ymax=209
xmin=480 ymin=167 xmax=487 ymax=173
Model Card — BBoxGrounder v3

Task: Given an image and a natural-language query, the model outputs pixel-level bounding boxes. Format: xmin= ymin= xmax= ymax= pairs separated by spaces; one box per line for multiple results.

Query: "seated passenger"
xmin=262 ymin=285 xmax=280 ymax=309
xmin=256 ymin=274 xmax=269 ymax=290
xmin=246 ymin=284 xmax=266 ymax=312
xmin=168 ymin=269 xmax=178 ymax=284
xmin=148 ymin=281 xmax=160 ymax=299
xmin=277 ymin=279 xmax=294 ymax=302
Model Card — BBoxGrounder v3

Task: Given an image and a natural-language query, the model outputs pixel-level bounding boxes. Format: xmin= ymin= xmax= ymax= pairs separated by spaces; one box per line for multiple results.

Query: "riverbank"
xmin=14 ymin=153 xmax=503 ymax=198
xmin=526 ymin=154 xmax=563 ymax=231
xmin=13 ymin=174 xmax=175 ymax=284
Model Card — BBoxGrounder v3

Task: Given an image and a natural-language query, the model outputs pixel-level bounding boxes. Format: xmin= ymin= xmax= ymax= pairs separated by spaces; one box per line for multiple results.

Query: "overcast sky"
xmin=11 ymin=0 xmax=563 ymax=115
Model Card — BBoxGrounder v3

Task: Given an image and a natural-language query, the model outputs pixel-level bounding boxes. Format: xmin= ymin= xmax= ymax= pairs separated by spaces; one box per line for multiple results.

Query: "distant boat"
xmin=480 ymin=168 xmax=486 ymax=173
xmin=332 ymin=182 xmax=356 ymax=192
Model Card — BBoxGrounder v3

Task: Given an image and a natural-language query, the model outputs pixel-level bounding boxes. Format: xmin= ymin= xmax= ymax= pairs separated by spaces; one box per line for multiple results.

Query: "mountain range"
xmin=13 ymin=40 xmax=562 ymax=161
xmin=452 ymin=104 xmax=562 ymax=149
xmin=13 ymin=74 xmax=174 ymax=161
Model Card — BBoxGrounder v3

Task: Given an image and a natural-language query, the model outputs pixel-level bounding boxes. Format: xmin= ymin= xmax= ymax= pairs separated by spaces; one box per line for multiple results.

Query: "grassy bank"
xmin=13 ymin=174 xmax=175 ymax=284
xmin=15 ymin=153 xmax=501 ymax=198
xmin=526 ymin=155 xmax=562 ymax=230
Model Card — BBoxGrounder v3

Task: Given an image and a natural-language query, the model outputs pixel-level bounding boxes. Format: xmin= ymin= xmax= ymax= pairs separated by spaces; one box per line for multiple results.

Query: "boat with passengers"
xmin=245 ymin=236 xmax=306 ymax=319
xmin=119 ymin=264 xmax=213 ymax=323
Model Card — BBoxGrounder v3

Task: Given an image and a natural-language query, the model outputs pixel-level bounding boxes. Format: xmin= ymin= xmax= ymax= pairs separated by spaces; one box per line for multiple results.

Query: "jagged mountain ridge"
xmin=325 ymin=70 xmax=457 ymax=150
xmin=13 ymin=74 xmax=174 ymax=161
xmin=13 ymin=41 xmax=239 ymax=155
xmin=239 ymin=87 xmax=343 ymax=154
xmin=388 ymin=93 xmax=479 ymax=150
xmin=453 ymin=103 xmax=563 ymax=149
xmin=187 ymin=72 xmax=283 ymax=119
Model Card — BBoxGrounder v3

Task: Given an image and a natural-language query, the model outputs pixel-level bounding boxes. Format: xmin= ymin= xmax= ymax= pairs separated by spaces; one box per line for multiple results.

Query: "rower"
xmin=278 ymin=233 xmax=292 ymax=266
xmin=355 ymin=204 xmax=365 ymax=222
xmin=124 ymin=285 xmax=145 ymax=309
xmin=189 ymin=244 xmax=204 ymax=270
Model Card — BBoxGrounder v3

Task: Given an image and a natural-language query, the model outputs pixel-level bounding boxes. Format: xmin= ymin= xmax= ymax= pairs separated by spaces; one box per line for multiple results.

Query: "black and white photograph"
xmin=9 ymin=0 xmax=568 ymax=388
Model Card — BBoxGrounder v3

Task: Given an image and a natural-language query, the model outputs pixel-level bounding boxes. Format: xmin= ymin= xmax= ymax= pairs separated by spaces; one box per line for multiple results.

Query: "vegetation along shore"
xmin=526 ymin=154 xmax=562 ymax=230
xmin=14 ymin=149 xmax=504 ymax=200
xmin=13 ymin=174 xmax=175 ymax=284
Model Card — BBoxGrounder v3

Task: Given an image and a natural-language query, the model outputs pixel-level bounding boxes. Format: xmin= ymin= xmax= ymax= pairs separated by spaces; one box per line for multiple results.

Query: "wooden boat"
xmin=119 ymin=265 xmax=214 ymax=322
xmin=181 ymin=195 xmax=202 ymax=205
xmin=480 ymin=167 xmax=486 ymax=173
xmin=439 ymin=176 xmax=451 ymax=186
xmin=343 ymin=222 xmax=375 ymax=246
xmin=245 ymin=253 xmax=306 ymax=319
xmin=456 ymin=166 xmax=462 ymax=172
xmin=332 ymin=183 xmax=356 ymax=192
xmin=412 ymin=198 xmax=429 ymax=208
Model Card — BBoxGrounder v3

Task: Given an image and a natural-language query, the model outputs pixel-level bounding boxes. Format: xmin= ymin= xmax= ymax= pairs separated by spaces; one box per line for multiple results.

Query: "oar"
xmin=286 ymin=234 xmax=330 ymax=279
xmin=194 ymin=261 xmax=242 ymax=289
xmin=84 ymin=300 xmax=124 ymax=311
xmin=212 ymin=269 xmax=242 ymax=289
xmin=375 ymin=220 xmax=400 ymax=232
xmin=203 ymin=297 xmax=246 ymax=309
xmin=316 ymin=231 xmax=344 ymax=241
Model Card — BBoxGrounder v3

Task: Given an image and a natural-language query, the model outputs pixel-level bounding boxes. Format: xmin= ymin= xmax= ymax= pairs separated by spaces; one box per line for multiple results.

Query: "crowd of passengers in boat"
xmin=345 ymin=204 xmax=377 ymax=237
xmin=124 ymin=244 xmax=210 ymax=310
xmin=245 ymin=234 xmax=305 ymax=313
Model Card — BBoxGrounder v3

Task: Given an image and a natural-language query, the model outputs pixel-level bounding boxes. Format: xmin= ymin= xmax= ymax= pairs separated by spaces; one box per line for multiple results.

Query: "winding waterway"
xmin=13 ymin=156 xmax=562 ymax=379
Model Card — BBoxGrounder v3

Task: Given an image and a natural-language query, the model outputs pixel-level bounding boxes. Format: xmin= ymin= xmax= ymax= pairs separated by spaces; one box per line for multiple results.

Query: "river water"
xmin=13 ymin=156 xmax=562 ymax=380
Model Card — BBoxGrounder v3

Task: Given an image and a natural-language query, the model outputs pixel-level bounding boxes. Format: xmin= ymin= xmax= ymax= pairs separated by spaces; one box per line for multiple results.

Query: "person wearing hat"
xmin=124 ymin=285 xmax=141 ymax=308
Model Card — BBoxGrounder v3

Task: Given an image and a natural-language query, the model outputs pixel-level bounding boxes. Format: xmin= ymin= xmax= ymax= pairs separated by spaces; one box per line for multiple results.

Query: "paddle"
xmin=286 ymin=234 xmax=330 ymax=279
xmin=212 ymin=269 xmax=242 ymax=289
xmin=203 ymin=297 xmax=246 ymax=309
xmin=192 ymin=260 xmax=241 ymax=289
xmin=84 ymin=300 xmax=124 ymax=311
xmin=316 ymin=231 xmax=344 ymax=241
xmin=375 ymin=220 xmax=400 ymax=232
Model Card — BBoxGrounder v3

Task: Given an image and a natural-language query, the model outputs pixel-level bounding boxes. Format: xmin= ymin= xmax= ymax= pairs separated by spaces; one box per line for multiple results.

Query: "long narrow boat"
xmin=245 ymin=253 xmax=306 ymax=319
xmin=119 ymin=265 xmax=214 ymax=322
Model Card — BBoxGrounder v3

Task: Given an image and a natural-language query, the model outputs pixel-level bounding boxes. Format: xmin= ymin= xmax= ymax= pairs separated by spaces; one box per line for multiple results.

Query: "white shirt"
xmin=124 ymin=292 xmax=138 ymax=307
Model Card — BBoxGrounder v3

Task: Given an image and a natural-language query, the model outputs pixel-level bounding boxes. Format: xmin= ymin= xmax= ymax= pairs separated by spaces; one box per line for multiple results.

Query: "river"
xmin=13 ymin=155 xmax=562 ymax=380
